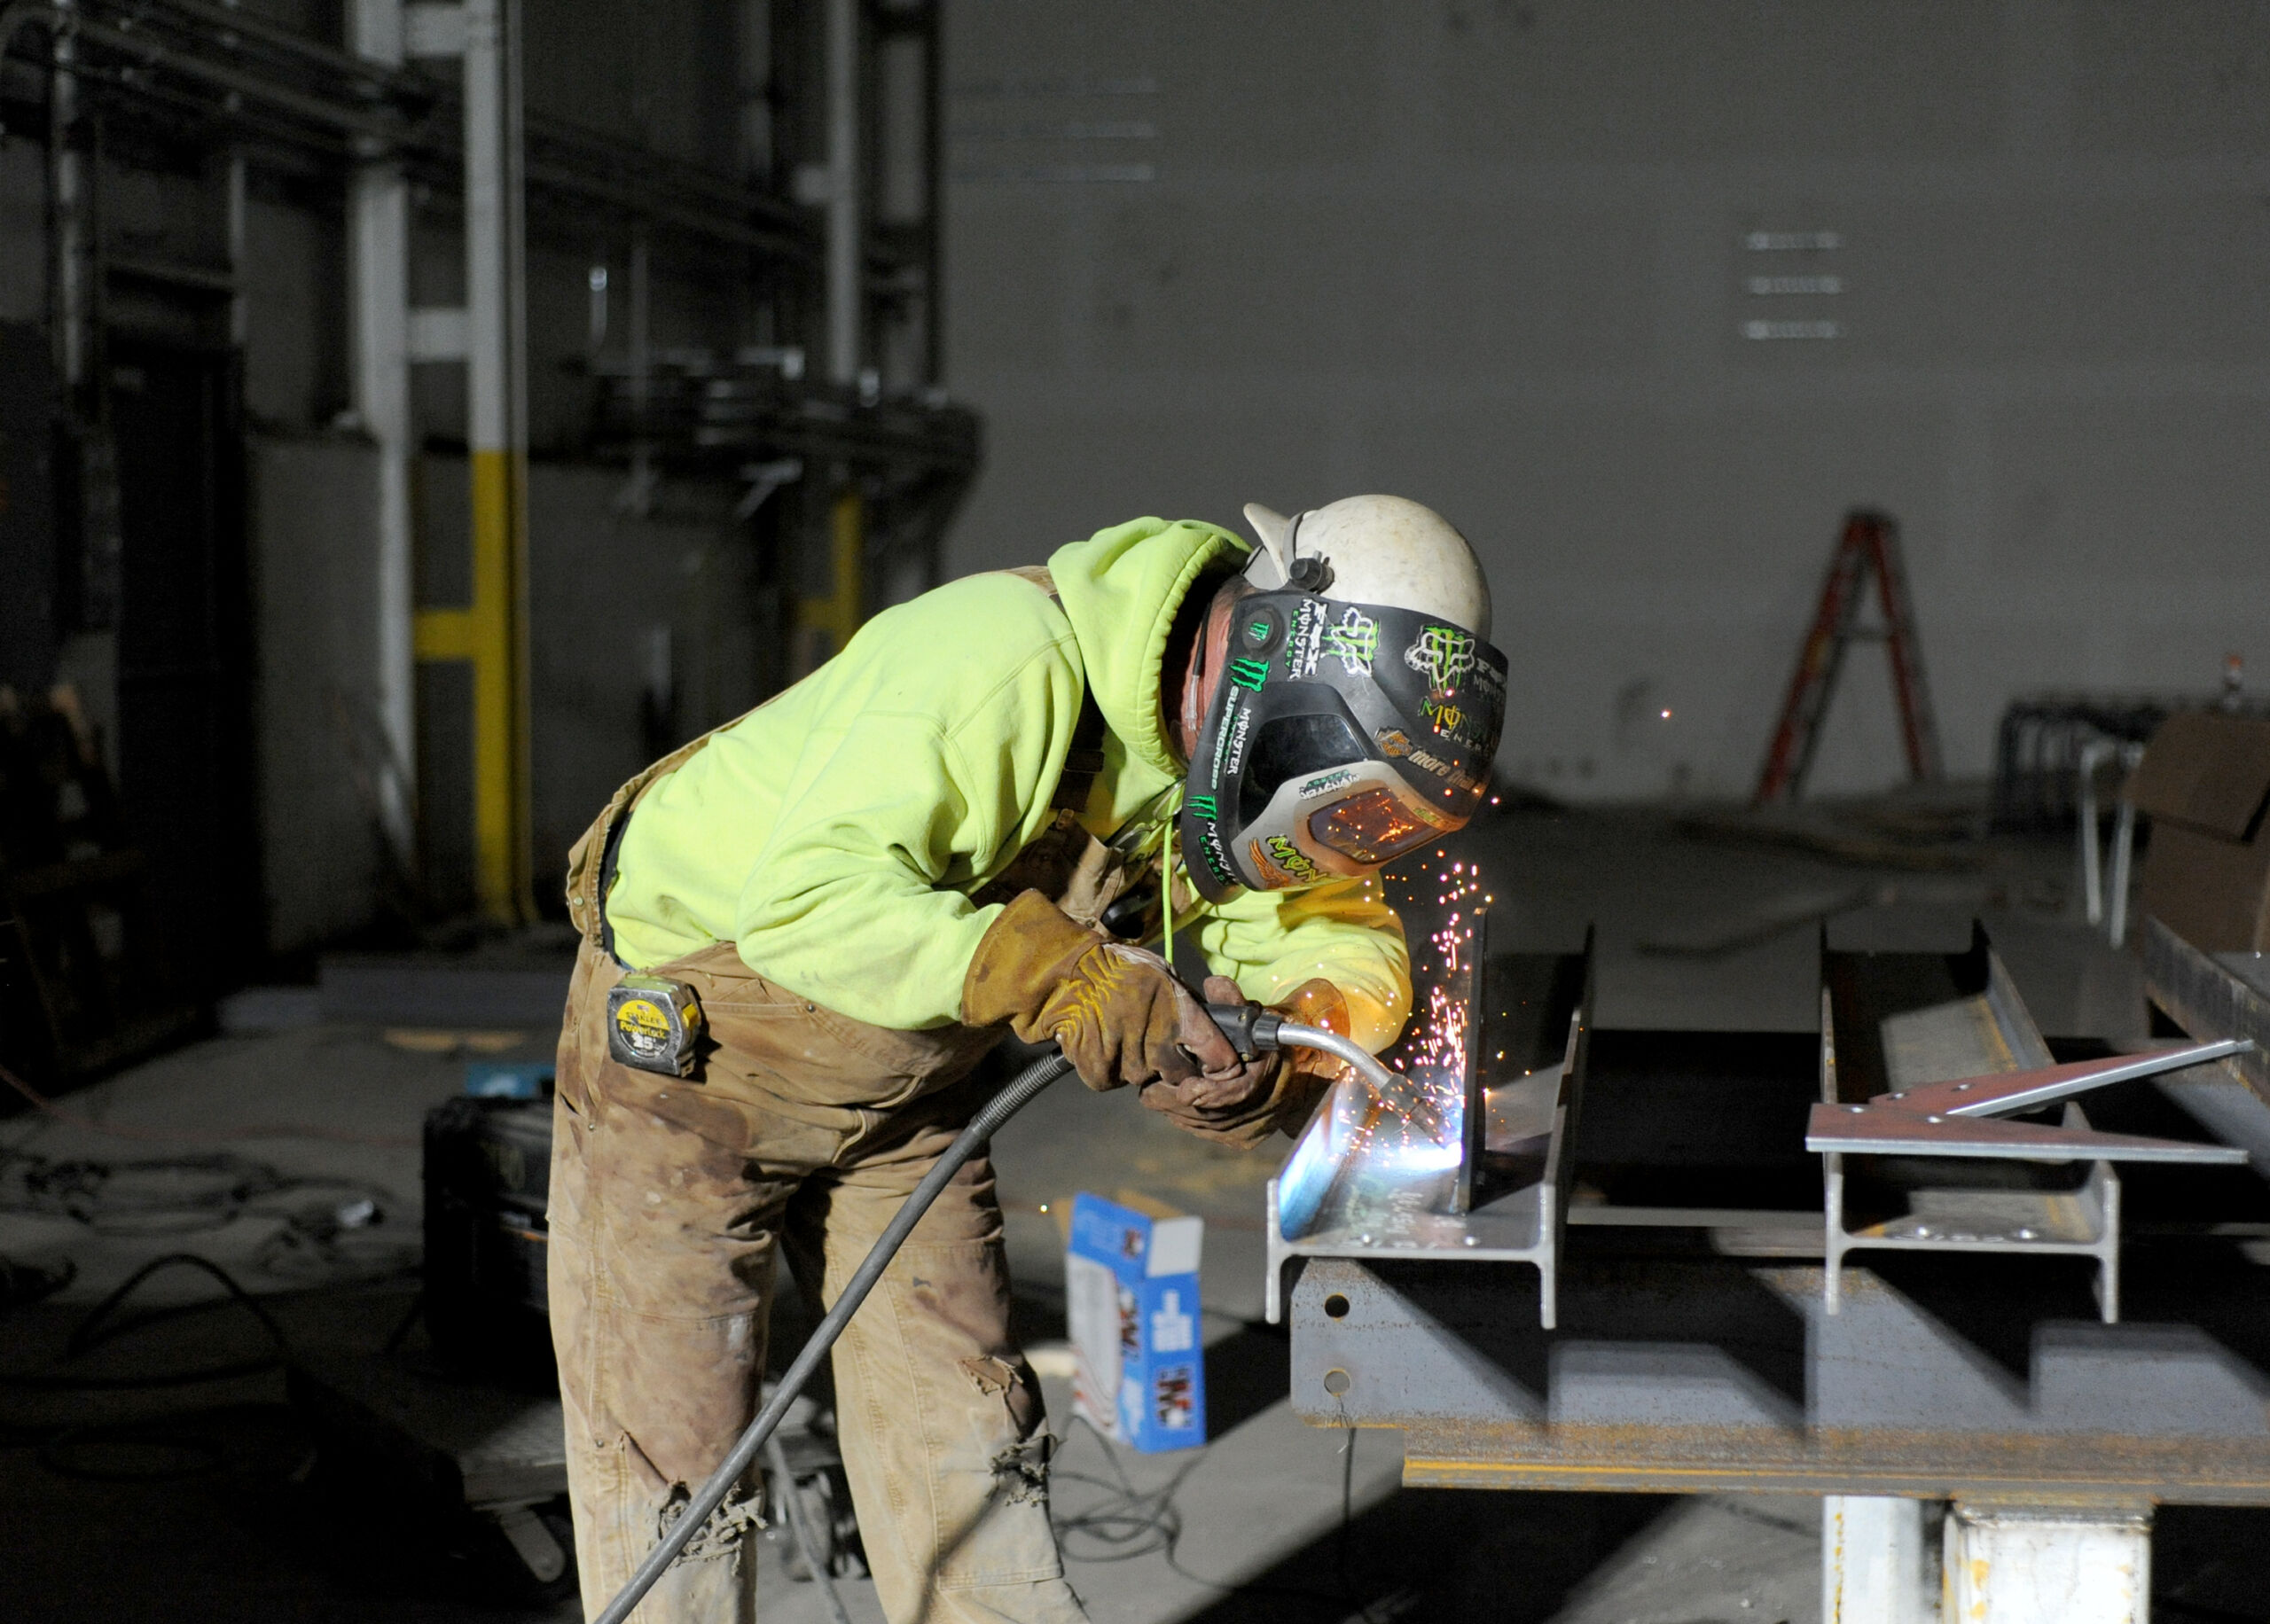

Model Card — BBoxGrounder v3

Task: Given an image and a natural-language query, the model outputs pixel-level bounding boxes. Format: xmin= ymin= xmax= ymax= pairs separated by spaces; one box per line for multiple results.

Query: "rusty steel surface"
xmin=2147 ymin=916 xmax=2270 ymax=1102
xmin=1288 ymin=1251 xmax=2270 ymax=1504
xmin=1806 ymin=1096 xmax=2247 ymax=1164
xmin=1884 ymin=1041 xmax=2252 ymax=1119
xmin=1399 ymin=1428 xmax=2270 ymax=1501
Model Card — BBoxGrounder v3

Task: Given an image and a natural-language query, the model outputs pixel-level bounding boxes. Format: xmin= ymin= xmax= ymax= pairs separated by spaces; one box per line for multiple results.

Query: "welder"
xmin=549 ymin=495 xmax=1507 ymax=1623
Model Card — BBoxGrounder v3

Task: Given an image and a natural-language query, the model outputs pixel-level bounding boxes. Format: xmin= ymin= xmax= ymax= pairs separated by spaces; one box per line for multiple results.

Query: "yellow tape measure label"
xmin=614 ymin=997 xmax=672 ymax=1052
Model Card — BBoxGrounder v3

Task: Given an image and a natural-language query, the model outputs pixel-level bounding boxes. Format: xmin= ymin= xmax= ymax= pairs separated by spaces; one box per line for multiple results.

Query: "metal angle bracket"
xmin=1805 ymin=1041 xmax=2253 ymax=1161
xmin=1264 ymin=925 xmax=1594 ymax=1331
xmin=1812 ymin=920 xmax=2253 ymax=1324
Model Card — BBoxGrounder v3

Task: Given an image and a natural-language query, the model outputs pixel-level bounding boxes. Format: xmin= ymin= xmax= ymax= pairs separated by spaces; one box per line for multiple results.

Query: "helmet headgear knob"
xmin=1286 ymin=554 xmax=1333 ymax=593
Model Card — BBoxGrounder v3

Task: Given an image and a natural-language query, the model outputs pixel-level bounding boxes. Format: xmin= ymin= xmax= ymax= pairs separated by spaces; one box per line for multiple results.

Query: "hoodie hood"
xmin=1047 ymin=518 xmax=1250 ymax=782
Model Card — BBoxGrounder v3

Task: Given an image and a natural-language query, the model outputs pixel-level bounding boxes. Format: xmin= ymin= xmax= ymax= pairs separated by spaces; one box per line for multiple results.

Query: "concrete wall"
xmin=938 ymin=0 xmax=2270 ymax=800
xmin=410 ymin=455 xmax=768 ymax=909
xmin=248 ymin=433 xmax=391 ymax=955
xmin=525 ymin=464 xmax=767 ymax=894
xmin=1 ymin=0 xmax=777 ymax=958
xmin=241 ymin=184 xmax=348 ymax=431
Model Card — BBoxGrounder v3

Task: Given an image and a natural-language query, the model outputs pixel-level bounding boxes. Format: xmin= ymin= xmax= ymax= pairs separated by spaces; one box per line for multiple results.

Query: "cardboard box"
xmin=2129 ymin=712 xmax=2270 ymax=952
xmin=1063 ymin=1192 xmax=1206 ymax=1452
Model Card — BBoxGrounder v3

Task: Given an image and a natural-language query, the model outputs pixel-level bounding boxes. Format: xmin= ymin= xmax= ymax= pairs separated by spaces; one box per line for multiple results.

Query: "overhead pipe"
xmin=0 ymin=2 xmax=402 ymax=136
xmin=825 ymin=0 xmax=860 ymax=386
xmin=2 ymin=0 xmax=817 ymax=259
xmin=43 ymin=0 xmax=86 ymax=400
xmin=348 ymin=0 xmax=417 ymax=874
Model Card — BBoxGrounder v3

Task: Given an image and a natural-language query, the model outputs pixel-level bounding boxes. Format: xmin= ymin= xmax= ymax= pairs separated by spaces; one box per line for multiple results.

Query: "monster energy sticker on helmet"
xmin=1210 ymin=705 xmax=1238 ymax=783
xmin=1187 ymin=793 xmax=1217 ymax=821
xmin=1222 ymin=704 xmax=1254 ymax=776
xmin=1404 ymin=624 xmax=1477 ymax=694
xmin=1257 ymin=833 xmax=1322 ymax=885
xmin=1421 ymin=694 xmax=1467 ymax=738
xmin=1209 ymin=694 xmax=1256 ymax=786
xmin=1287 ymin=601 xmax=1320 ymax=677
xmin=1195 ymin=818 xmax=1237 ymax=886
xmin=1227 ymin=656 xmax=1269 ymax=692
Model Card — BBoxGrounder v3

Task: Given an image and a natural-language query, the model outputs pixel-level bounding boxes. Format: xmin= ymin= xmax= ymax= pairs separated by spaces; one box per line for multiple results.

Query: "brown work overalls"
xmin=548 ymin=574 xmax=1147 ymax=1624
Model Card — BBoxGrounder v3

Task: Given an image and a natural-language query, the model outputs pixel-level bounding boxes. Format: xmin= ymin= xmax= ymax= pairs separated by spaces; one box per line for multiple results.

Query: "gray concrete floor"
xmin=3 ymin=798 xmax=2261 ymax=1622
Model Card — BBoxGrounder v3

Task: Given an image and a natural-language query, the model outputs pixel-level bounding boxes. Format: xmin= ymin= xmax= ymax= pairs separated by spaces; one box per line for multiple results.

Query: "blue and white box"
xmin=1064 ymin=1192 xmax=1206 ymax=1452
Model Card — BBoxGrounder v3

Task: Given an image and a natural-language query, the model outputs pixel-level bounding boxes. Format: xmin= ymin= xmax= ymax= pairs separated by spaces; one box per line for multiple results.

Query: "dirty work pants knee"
xmin=548 ymin=938 xmax=1089 ymax=1624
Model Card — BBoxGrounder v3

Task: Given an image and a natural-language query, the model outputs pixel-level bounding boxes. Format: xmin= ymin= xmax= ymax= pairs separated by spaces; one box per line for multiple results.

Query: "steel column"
xmin=348 ymin=0 xmax=417 ymax=872
xmin=1942 ymin=1503 xmax=2150 ymax=1624
xmin=824 ymin=0 xmax=861 ymax=386
xmin=455 ymin=0 xmax=532 ymax=924
xmin=817 ymin=0 xmax=865 ymax=674
xmin=1822 ymin=1496 xmax=1927 ymax=1624
xmin=2106 ymin=789 xmax=2138 ymax=949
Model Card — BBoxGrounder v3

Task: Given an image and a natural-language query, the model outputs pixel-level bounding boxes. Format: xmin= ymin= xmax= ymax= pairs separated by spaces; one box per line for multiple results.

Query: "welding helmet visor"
xmin=1177 ymin=589 xmax=1508 ymax=902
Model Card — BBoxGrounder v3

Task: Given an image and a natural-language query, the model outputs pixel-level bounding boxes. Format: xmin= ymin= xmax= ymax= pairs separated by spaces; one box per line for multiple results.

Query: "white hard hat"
xmin=1241 ymin=495 xmax=1491 ymax=642
xmin=1177 ymin=493 xmax=1507 ymax=903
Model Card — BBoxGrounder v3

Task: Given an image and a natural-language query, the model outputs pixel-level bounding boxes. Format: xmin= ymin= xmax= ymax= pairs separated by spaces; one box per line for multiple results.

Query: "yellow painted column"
xmin=409 ymin=449 xmax=529 ymax=924
xmin=473 ymin=448 xmax=530 ymax=923
xmin=795 ymin=488 xmax=865 ymax=667
xmin=458 ymin=0 xmax=533 ymax=925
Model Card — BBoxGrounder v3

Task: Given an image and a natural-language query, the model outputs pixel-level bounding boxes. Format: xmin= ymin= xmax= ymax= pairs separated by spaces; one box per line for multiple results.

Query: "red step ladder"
xmin=1753 ymin=510 xmax=1942 ymax=806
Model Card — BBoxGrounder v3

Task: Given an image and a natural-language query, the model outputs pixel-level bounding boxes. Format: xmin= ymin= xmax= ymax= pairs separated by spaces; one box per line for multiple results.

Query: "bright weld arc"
xmin=1347 ymin=867 xmax=1481 ymax=1168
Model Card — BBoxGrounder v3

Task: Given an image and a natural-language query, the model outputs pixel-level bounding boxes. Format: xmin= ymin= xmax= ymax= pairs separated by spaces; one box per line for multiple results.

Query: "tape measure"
xmin=606 ymin=973 xmax=704 ymax=1078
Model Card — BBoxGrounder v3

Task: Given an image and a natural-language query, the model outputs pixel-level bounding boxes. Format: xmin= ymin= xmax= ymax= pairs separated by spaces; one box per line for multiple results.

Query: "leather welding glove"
xmin=963 ymin=889 xmax=1238 ymax=1091
xmin=1136 ymin=977 xmax=1355 ymax=1150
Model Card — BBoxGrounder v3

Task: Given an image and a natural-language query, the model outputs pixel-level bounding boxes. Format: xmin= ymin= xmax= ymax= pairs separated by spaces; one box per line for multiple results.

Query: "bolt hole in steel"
xmin=1324 ymin=1292 xmax=1350 ymax=1319
xmin=1322 ymin=1368 xmax=1352 ymax=1395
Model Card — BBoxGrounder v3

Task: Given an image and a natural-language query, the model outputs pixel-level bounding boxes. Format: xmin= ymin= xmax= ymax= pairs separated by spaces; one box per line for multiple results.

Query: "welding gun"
xmin=591 ymin=994 xmax=1385 ymax=1624
xmin=1202 ymin=1000 xmax=1397 ymax=1095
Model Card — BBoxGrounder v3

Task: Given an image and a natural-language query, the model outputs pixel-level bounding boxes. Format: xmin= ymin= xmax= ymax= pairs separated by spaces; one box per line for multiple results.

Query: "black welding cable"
xmin=592 ymin=1048 xmax=1076 ymax=1624
xmin=0 ymin=1252 xmax=291 ymax=1391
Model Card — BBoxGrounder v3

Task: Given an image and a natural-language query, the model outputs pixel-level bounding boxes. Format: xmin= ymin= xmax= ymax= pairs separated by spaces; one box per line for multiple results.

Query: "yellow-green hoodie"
xmin=603 ymin=517 xmax=1413 ymax=1050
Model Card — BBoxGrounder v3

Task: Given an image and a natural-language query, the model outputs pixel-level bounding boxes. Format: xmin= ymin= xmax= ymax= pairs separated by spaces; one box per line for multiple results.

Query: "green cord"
xmin=1158 ymin=785 xmax=1181 ymax=963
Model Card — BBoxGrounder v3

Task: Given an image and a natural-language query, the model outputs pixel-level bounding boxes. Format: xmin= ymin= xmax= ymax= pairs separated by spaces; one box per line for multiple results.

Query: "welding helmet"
xmin=1178 ymin=496 xmax=1507 ymax=902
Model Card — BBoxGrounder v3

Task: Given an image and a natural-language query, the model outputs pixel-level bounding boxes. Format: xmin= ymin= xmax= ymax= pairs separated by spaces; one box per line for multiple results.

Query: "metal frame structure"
xmin=587 ymin=0 xmax=974 ymax=687
xmin=1987 ymin=690 xmax=2269 ymax=837
xmin=4 ymin=0 xmax=974 ymax=928
xmin=346 ymin=0 xmax=539 ymax=925
xmin=1813 ymin=924 xmax=2245 ymax=1322
xmin=2142 ymin=916 xmax=2270 ymax=1169
xmin=2078 ymin=734 xmax=2144 ymax=943
xmin=1279 ymin=916 xmax=2270 ymax=1622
